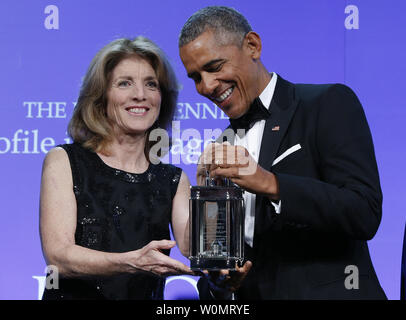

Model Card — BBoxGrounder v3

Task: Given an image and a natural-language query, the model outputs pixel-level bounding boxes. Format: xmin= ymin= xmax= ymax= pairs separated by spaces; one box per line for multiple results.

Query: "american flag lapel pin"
xmin=272 ymin=125 xmax=280 ymax=131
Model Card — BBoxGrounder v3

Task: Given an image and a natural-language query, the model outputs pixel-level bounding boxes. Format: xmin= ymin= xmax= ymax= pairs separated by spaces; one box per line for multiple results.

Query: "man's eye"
xmin=208 ymin=63 xmax=222 ymax=72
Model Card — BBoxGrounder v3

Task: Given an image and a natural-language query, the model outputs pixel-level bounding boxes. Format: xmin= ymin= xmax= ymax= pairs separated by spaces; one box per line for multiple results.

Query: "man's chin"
xmin=224 ymin=107 xmax=246 ymax=120
xmin=214 ymin=103 xmax=234 ymax=119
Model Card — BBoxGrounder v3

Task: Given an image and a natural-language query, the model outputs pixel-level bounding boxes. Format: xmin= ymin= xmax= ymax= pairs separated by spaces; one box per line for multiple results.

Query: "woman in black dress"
xmin=39 ymin=37 xmax=194 ymax=299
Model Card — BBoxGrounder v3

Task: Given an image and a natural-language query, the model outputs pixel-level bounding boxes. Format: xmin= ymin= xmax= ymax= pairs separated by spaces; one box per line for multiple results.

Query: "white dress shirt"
xmin=234 ymin=72 xmax=281 ymax=247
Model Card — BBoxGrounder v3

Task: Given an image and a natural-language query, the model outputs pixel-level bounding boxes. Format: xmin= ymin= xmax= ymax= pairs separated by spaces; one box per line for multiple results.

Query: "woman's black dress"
xmin=42 ymin=143 xmax=182 ymax=300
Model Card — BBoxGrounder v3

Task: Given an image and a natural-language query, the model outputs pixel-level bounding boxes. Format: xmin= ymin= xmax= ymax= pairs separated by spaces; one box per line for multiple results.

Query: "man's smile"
xmin=214 ymin=86 xmax=235 ymax=103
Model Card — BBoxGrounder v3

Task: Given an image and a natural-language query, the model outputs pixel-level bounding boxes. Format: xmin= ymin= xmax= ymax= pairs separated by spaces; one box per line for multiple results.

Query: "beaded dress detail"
xmin=42 ymin=143 xmax=182 ymax=300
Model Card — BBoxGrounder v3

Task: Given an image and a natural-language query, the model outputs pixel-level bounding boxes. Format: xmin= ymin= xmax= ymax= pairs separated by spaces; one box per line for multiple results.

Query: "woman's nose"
xmin=130 ymin=82 xmax=146 ymax=101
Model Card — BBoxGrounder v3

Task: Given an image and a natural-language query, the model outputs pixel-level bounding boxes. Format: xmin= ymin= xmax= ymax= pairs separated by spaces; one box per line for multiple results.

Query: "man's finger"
xmin=210 ymin=167 xmax=240 ymax=179
xmin=238 ymin=260 xmax=253 ymax=273
xmin=225 ymin=261 xmax=253 ymax=291
xmin=233 ymin=260 xmax=253 ymax=281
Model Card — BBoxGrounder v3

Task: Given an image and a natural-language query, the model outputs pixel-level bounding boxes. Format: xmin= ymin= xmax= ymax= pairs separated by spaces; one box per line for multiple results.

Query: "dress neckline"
xmin=93 ymin=152 xmax=152 ymax=176
xmin=75 ymin=143 xmax=158 ymax=183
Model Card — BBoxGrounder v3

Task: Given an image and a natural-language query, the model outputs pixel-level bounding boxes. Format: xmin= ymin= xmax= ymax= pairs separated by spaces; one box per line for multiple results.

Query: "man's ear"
xmin=243 ymin=31 xmax=262 ymax=60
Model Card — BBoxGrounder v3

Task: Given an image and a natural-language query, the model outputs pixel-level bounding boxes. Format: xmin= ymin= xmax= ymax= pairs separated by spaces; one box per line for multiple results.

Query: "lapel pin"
xmin=272 ymin=125 xmax=280 ymax=131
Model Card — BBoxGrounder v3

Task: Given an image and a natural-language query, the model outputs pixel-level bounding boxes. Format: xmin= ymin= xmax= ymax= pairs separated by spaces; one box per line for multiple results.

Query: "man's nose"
xmin=199 ymin=73 xmax=219 ymax=97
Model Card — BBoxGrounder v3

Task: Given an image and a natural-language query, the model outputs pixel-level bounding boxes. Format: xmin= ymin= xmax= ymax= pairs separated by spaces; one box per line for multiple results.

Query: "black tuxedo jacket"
xmin=198 ymin=75 xmax=386 ymax=299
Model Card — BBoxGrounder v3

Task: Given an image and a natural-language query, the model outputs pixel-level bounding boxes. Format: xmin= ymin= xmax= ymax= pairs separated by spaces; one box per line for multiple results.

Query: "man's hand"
xmin=197 ymin=142 xmax=279 ymax=199
xmin=201 ymin=261 xmax=253 ymax=299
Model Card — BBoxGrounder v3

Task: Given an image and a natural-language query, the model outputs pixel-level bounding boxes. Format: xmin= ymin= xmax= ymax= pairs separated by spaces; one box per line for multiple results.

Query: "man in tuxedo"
xmin=179 ymin=6 xmax=386 ymax=299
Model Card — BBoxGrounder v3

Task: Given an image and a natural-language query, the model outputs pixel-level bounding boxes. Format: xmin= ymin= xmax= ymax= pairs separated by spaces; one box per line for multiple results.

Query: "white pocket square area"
xmin=272 ymin=144 xmax=302 ymax=166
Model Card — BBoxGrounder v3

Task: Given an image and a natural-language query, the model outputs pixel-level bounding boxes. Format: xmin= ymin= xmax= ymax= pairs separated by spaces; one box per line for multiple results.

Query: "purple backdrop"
xmin=0 ymin=0 xmax=404 ymax=300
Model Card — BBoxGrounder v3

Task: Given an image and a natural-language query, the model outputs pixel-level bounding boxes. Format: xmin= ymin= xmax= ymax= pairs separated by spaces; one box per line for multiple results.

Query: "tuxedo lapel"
xmin=254 ymin=76 xmax=299 ymax=244
xmin=258 ymin=76 xmax=299 ymax=172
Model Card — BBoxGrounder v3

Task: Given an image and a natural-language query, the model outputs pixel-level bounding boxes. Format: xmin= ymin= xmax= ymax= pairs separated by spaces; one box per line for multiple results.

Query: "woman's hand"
xmin=125 ymin=240 xmax=195 ymax=277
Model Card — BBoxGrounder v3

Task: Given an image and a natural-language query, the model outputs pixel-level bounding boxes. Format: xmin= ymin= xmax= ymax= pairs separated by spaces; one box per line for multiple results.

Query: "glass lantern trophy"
xmin=189 ymin=174 xmax=245 ymax=270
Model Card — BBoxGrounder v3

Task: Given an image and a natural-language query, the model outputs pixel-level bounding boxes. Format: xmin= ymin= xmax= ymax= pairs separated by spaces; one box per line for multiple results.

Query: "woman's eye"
xmin=118 ymin=80 xmax=132 ymax=88
xmin=146 ymin=81 xmax=159 ymax=89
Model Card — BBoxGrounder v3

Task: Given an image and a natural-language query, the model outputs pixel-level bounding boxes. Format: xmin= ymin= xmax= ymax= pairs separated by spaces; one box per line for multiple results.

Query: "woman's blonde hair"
xmin=68 ymin=37 xmax=178 ymax=157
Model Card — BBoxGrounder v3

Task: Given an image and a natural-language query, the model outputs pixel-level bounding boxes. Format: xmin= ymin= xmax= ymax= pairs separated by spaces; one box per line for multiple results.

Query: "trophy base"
xmin=189 ymin=257 xmax=243 ymax=271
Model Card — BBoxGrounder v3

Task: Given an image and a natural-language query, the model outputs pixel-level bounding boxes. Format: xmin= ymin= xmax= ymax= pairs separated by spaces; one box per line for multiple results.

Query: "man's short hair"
xmin=178 ymin=6 xmax=252 ymax=48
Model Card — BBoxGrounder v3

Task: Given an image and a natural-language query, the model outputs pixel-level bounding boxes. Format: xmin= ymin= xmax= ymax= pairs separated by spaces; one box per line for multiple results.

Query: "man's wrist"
xmin=265 ymin=170 xmax=280 ymax=201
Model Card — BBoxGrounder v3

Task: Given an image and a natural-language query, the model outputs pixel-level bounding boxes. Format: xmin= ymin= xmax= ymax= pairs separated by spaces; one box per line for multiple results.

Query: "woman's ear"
xmin=243 ymin=31 xmax=262 ymax=60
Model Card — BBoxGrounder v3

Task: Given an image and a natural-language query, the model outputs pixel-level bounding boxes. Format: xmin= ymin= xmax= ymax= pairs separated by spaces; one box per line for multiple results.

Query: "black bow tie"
xmin=229 ymin=97 xmax=270 ymax=133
